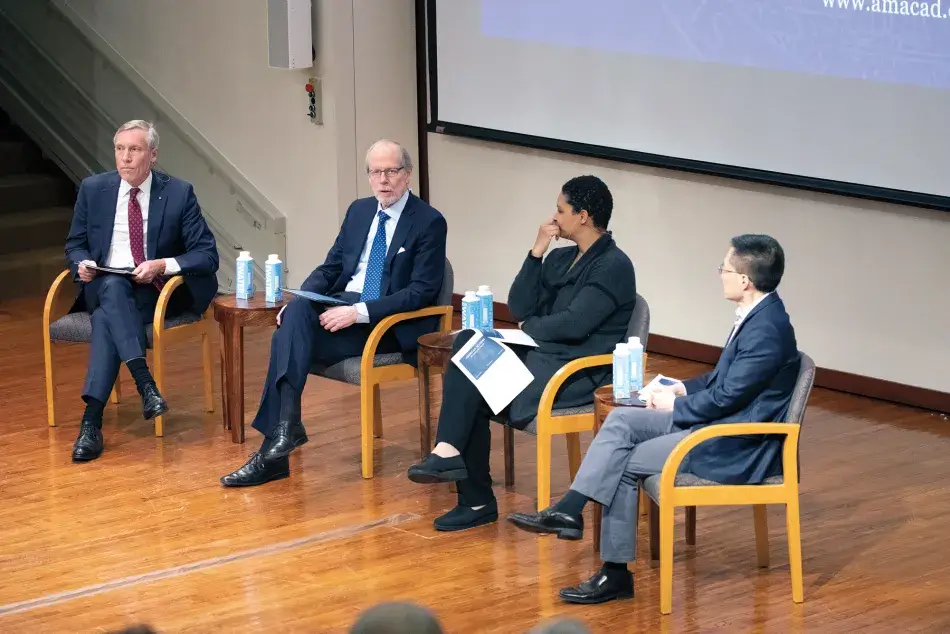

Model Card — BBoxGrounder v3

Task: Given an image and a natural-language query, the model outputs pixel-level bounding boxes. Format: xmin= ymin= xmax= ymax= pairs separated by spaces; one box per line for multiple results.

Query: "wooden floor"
xmin=1 ymin=294 xmax=948 ymax=633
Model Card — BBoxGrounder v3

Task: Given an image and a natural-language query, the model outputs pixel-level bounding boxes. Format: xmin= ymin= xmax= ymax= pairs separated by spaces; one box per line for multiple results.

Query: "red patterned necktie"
xmin=127 ymin=187 xmax=164 ymax=291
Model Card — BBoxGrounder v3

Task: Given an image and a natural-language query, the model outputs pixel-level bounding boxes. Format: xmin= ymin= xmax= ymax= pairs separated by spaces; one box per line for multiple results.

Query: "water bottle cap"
xmin=239 ymin=251 xmax=250 ymax=258
xmin=478 ymin=285 xmax=490 ymax=292
xmin=628 ymin=336 xmax=641 ymax=346
xmin=268 ymin=254 xmax=279 ymax=260
xmin=614 ymin=343 xmax=628 ymax=353
xmin=464 ymin=290 xmax=476 ymax=298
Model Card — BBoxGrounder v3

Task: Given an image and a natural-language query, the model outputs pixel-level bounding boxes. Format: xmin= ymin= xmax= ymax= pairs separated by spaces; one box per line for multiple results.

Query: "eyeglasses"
xmin=367 ymin=167 xmax=405 ymax=179
xmin=717 ymin=265 xmax=743 ymax=276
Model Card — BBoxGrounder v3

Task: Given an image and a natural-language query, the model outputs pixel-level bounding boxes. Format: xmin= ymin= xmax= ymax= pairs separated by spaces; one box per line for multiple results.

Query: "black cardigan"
xmin=505 ymin=232 xmax=636 ymax=426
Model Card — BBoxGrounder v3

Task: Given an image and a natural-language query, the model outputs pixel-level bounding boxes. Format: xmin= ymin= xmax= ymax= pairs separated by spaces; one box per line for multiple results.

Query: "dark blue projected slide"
xmin=480 ymin=0 xmax=950 ymax=90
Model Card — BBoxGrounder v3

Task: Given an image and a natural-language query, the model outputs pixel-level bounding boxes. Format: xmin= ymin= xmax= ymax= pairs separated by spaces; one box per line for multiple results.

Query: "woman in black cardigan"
xmin=408 ymin=175 xmax=637 ymax=532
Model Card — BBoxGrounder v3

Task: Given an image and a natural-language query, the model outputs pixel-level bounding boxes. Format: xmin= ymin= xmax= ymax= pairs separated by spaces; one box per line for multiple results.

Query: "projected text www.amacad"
xmin=823 ymin=0 xmax=949 ymax=16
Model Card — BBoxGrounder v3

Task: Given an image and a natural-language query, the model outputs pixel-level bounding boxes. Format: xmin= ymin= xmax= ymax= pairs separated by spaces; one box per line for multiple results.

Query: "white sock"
xmin=431 ymin=442 xmax=460 ymax=458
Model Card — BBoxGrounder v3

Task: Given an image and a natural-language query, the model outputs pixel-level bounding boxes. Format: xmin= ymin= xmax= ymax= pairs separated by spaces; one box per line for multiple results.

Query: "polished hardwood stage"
xmin=1 ymin=294 xmax=948 ymax=633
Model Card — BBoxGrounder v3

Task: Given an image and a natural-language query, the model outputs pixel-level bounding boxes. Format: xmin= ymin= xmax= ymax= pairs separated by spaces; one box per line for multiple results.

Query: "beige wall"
xmin=62 ymin=0 xmax=418 ymax=286
xmin=427 ymin=135 xmax=950 ymax=393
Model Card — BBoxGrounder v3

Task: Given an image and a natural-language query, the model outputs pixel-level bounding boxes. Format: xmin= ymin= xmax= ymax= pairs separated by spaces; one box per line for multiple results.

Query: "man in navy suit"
xmin=220 ymin=140 xmax=447 ymax=487
xmin=508 ymin=234 xmax=800 ymax=604
xmin=64 ymin=119 xmax=219 ymax=462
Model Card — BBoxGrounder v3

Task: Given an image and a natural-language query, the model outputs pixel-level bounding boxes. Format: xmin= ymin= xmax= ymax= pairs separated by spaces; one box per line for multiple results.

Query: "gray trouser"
xmin=571 ymin=407 xmax=690 ymax=563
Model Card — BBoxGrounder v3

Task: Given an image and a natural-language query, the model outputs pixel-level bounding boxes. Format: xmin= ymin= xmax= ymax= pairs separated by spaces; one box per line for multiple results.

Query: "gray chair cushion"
xmin=49 ymin=311 xmax=204 ymax=348
xmin=492 ymin=404 xmax=595 ymax=436
xmin=643 ymin=472 xmax=785 ymax=502
xmin=318 ymin=353 xmax=406 ymax=384
xmin=629 ymin=294 xmax=650 ymax=347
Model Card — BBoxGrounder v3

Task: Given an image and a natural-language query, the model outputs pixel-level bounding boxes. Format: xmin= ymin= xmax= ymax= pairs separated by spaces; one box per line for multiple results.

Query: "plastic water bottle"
xmin=461 ymin=291 xmax=479 ymax=329
xmin=613 ymin=343 xmax=631 ymax=400
xmin=265 ymin=253 xmax=282 ymax=303
xmin=627 ymin=336 xmax=644 ymax=392
xmin=236 ymin=251 xmax=254 ymax=300
xmin=476 ymin=285 xmax=493 ymax=329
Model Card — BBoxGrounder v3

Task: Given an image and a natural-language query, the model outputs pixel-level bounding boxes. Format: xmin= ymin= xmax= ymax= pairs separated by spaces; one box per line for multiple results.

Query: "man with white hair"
xmin=220 ymin=139 xmax=447 ymax=487
xmin=64 ymin=120 xmax=219 ymax=462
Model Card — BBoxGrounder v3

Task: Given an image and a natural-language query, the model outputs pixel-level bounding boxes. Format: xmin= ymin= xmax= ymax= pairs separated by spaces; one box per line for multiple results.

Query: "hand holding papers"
xmin=283 ymin=289 xmax=349 ymax=306
xmin=452 ymin=330 xmax=534 ymax=414
xmin=637 ymin=374 xmax=682 ymax=404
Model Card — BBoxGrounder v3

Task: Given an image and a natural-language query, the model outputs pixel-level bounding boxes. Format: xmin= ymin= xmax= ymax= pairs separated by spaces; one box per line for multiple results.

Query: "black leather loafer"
xmin=220 ymin=453 xmax=290 ymax=487
xmin=559 ymin=570 xmax=634 ymax=604
xmin=507 ymin=509 xmax=585 ymax=540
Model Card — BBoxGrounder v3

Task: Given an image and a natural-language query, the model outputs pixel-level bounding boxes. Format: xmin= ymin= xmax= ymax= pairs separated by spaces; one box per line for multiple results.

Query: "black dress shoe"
xmin=140 ymin=383 xmax=168 ymax=420
xmin=72 ymin=420 xmax=103 ymax=462
xmin=434 ymin=500 xmax=499 ymax=531
xmin=559 ymin=569 xmax=634 ymax=604
xmin=220 ymin=453 xmax=290 ymax=487
xmin=262 ymin=420 xmax=308 ymax=460
xmin=407 ymin=453 xmax=468 ymax=484
xmin=507 ymin=509 xmax=584 ymax=540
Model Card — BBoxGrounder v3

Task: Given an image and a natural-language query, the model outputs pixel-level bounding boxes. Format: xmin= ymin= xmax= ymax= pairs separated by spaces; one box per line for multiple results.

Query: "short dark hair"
xmin=561 ymin=175 xmax=613 ymax=230
xmin=350 ymin=602 xmax=443 ymax=634
xmin=729 ymin=234 xmax=785 ymax=293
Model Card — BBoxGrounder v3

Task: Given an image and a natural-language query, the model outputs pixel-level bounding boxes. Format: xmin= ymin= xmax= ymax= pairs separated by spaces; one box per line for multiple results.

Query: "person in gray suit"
xmin=508 ymin=234 xmax=800 ymax=605
xmin=407 ymin=175 xmax=637 ymax=533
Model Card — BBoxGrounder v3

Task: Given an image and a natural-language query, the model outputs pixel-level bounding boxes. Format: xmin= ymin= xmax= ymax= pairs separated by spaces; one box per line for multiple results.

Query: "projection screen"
xmin=428 ymin=0 xmax=950 ymax=210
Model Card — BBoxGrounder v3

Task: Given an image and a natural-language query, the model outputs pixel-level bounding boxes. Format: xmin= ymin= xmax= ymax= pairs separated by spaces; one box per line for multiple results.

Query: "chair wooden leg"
xmin=786 ymin=496 xmax=804 ymax=603
xmin=153 ymin=342 xmax=165 ymax=437
xmin=44 ymin=337 xmax=57 ymax=427
xmin=685 ymin=506 xmax=697 ymax=545
xmin=202 ymin=331 xmax=214 ymax=413
xmin=659 ymin=501 xmax=675 ymax=614
xmin=372 ymin=383 xmax=383 ymax=438
xmin=360 ymin=381 xmax=376 ymax=479
xmin=638 ymin=486 xmax=648 ymax=517
xmin=649 ymin=499 xmax=660 ymax=561
xmin=565 ymin=432 xmax=581 ymax=482
xmin=753 ymin=504 xmax=770 ymax=568
xmin=110 ymin=376 xmax=121 ymax=404
xmin=503 ymin=425 xmax=515 ymax=487
xmin=536 ymin=432 xmax=552 ymax=511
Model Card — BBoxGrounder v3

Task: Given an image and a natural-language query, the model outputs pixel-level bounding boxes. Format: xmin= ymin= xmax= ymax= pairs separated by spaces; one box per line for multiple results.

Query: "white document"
xmin=481 ymin=328 xmax=538 ymax=347
xmin=82 ymin=262 xmax=135 ymax=277
xmin=451 ymin=330 xmax=534 ymax=415
xmin=639 ymin=374 xmax=681 ymax=400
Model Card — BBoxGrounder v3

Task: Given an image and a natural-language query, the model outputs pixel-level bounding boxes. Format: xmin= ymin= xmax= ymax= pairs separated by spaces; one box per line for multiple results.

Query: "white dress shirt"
xmin=345 ymin=189 xmax=410 ymax=323
xmin=725 ymin=292 xmax=772 ymax=346
xmin=104 ymin=172 xmax=180 ymax=274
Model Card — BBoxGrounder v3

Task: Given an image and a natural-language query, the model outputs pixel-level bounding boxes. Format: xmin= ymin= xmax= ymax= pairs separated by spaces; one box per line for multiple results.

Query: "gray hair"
xmin=114 ymin=120 xmax=159 ymax=150
xmin=364 ymin=139 xmax=412 ymax=172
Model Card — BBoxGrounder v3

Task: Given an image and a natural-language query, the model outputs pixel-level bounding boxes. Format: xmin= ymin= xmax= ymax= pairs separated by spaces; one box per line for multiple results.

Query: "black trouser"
xmin=82 ymin=275 xmax=164 ymax=403
xmin=433 ymin=330 xmax=515 ymax=508
xmin=250 ymin=292 xmax=399 ymax=437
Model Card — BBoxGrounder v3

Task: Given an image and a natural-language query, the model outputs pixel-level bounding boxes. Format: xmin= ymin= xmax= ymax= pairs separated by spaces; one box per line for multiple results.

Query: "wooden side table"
xmin=416 ymin=330 xmax=460 ymax=457
xmin=591 ymin=384 xmax=652 ymax=553
xmin=212 ymin=294 xmax=286 ymax=443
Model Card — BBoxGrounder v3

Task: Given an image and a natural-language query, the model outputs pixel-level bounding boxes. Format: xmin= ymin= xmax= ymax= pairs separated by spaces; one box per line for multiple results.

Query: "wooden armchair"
xmin=43 ymin=270 xmax=214 ymax=436
xmin=642 ymin=352 xmax=816 ymax=614
xmin=309 ymin=259 xmax=454 ymax=479
xmin=496 ymin=293 xmax=651 ymax=510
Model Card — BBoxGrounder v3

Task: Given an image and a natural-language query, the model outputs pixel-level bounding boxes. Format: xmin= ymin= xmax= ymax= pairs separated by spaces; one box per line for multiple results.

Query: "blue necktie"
xmin=360 ymin=211 xmax=390 ymax=302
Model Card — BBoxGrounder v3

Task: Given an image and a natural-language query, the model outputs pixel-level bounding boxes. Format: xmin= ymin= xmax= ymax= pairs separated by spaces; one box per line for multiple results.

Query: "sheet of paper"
xmin=85 ymin=263 xmax=135 ymax=277
xmin=638 ymin=374 xmax=681 ymax=399
xmin=480 ymin=328 xmax=538 ymax=347
xmin=283 ymin=289 xmax=349 ymax=305
xmin=451 ymin=330 xmax=535 ymax=415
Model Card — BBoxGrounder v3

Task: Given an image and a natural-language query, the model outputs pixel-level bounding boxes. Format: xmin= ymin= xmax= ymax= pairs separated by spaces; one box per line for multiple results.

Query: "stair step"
xmin=0 ymin=140 xmax=41 ymax=176
xmin=0 ymin=246 xmax=66 ymax=300
xmin=0 ymin=206 xmax=72 ymax=256
xmin=0 ymin=173 xmax=75 ymax=214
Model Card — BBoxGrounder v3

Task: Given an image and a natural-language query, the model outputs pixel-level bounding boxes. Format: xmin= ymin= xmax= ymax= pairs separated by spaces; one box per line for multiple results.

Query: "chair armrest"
xmin=536 ymin=351 xmax=650 ymax=420
xmin=660 ymin=422 xmax=802 ymax=491
xmin=360 ymin=305 xmax=454 ymax=375
xmin=152 ymin=276 xmax=186 ymax=334
xmin=43 ymin=270 xmax=76 ymax=333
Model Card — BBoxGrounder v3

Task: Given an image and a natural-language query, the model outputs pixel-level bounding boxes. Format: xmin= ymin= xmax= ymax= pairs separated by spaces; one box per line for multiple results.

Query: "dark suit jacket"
xmin=506 ymin=233 xmax=636 ymax=425
xmin=673 ymin=293 xmax=800 ymax=484
xmin=300 ymin=193 xmax=447 ymax=352
xmin=64 ymin=170 xmax=220 ymax=315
